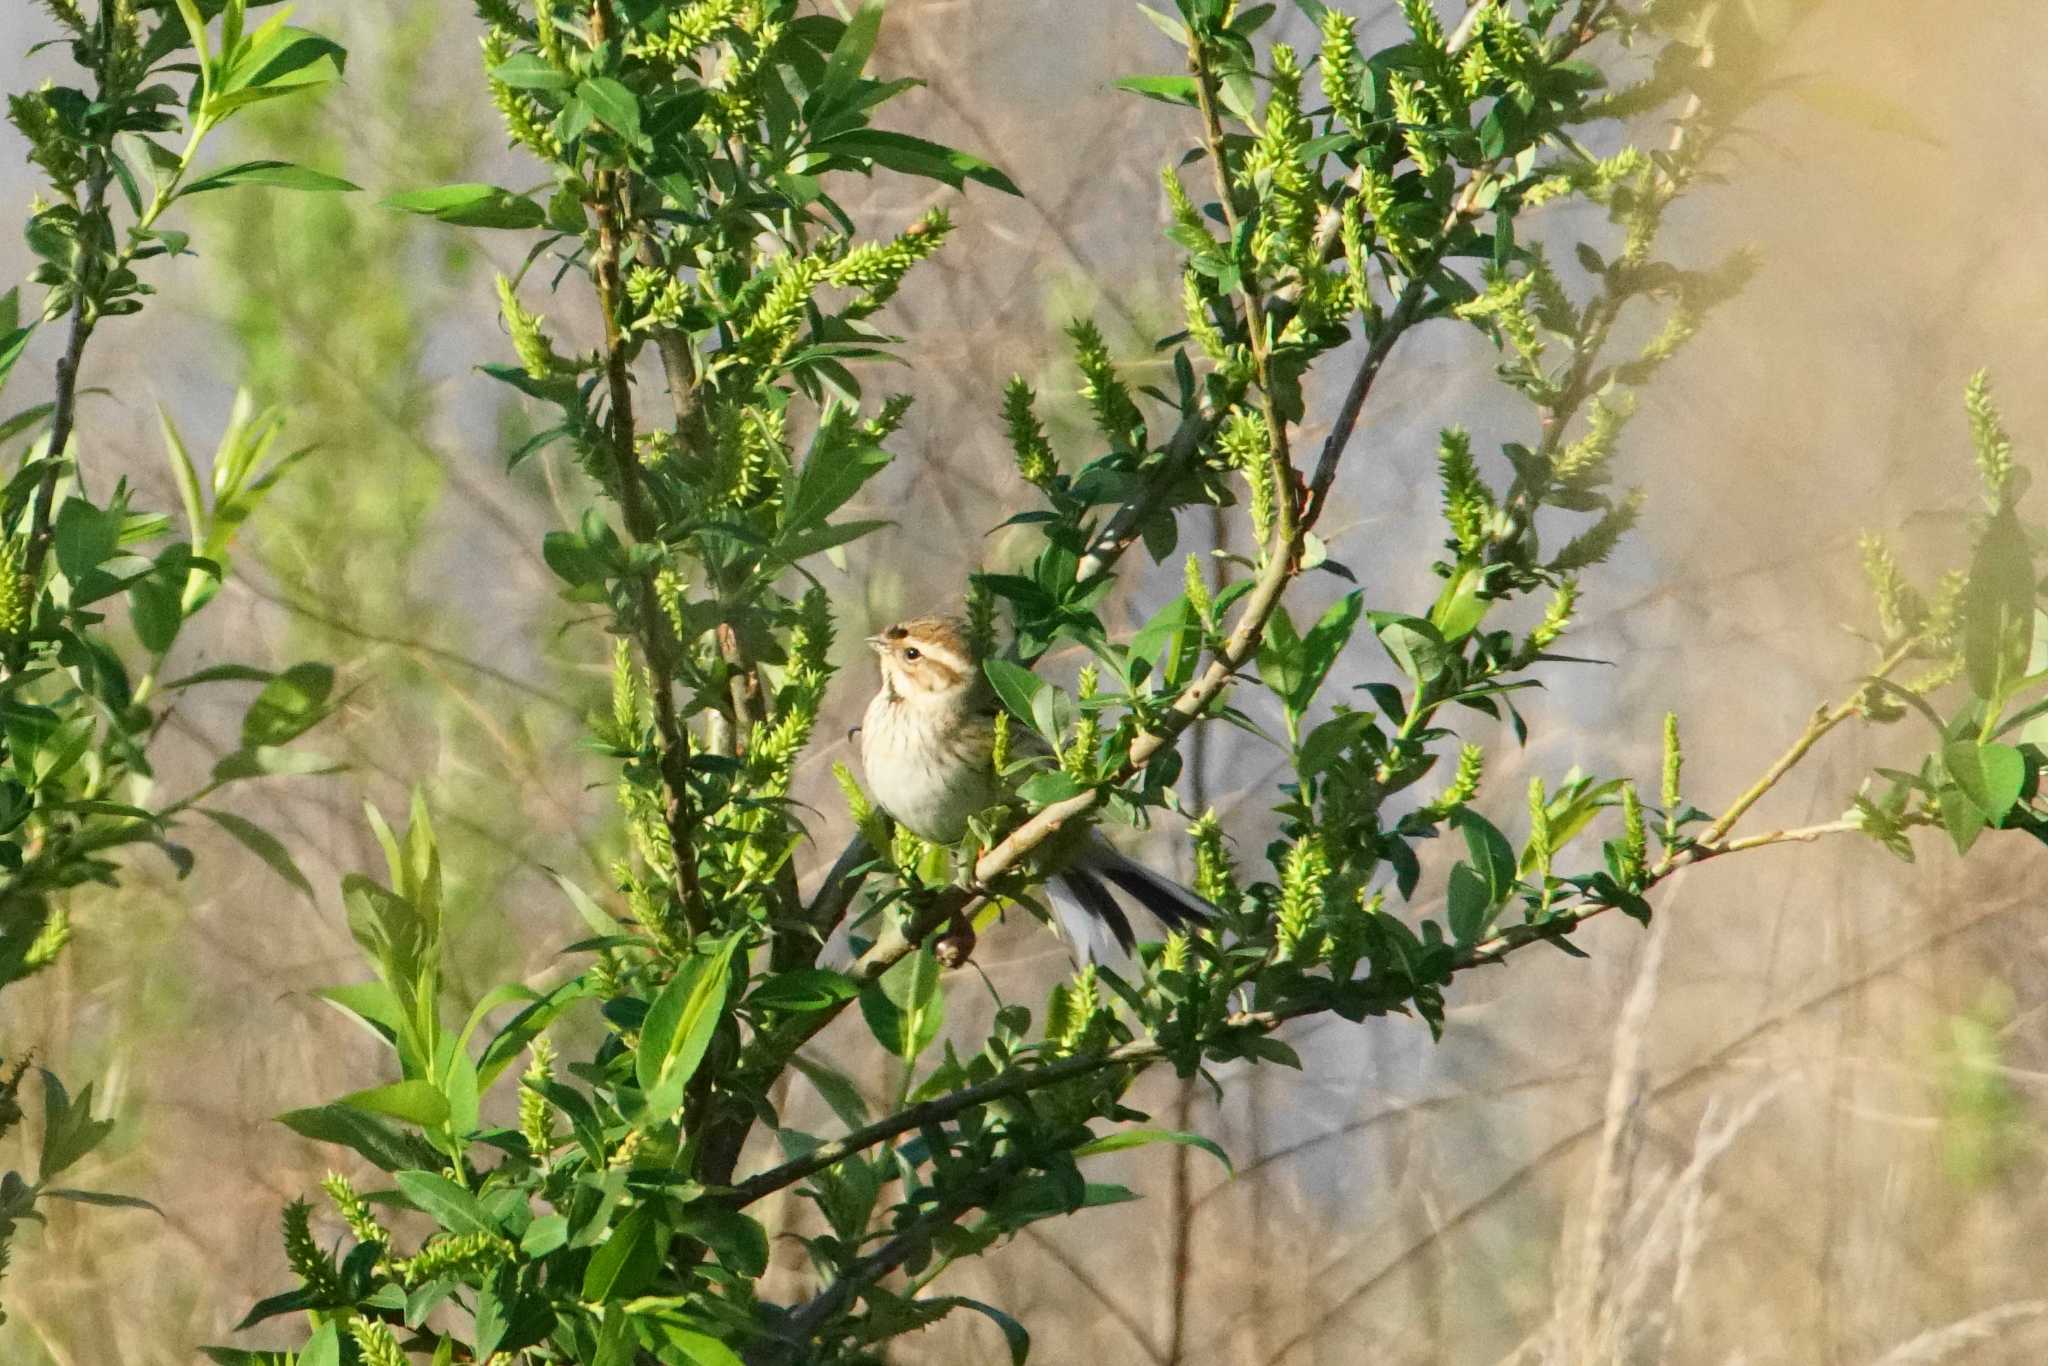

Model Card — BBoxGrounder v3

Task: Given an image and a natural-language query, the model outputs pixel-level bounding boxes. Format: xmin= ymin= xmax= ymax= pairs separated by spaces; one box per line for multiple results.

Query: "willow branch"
xmin=750 ymin=1151 xmax=1037 ymax=1361
xmin=585 ymin=77 xmax=705 ymax=934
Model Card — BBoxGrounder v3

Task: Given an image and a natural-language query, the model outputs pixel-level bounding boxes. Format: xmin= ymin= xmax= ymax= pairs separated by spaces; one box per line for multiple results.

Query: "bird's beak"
xmin=865 ymin=634 xmax=887 ymax=654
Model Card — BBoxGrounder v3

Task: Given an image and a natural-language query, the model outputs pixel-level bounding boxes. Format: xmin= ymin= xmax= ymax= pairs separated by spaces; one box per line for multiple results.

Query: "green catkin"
xmin=1220 ymin=410 xmax=1275 ymax=547
xmin=1068 ymin=319 xmax=1143 ymax=447
xmin=1858 ymin=533 xmax=1928 ymax=642
xmin=0 ymin=535 xmax=31 ymax=638
xmin=1318 ymin=10 xmax=1368 ymax=134
xmin=1965 ymin=370 xmax=2015 ymax=507
xmin=1621 ymin=782 xmax=1647 ymax=881
xmin=520 ymin=1036 xmax=558 ymax=1158
xmin=1526 ymin=579 xmax=1577 ymax=653
xmin=1550 ymin=488 xmax=1645 ymax=571
xmin=1526 ymin=778 xmax=1553 ymax=879
xmin=1661 ymin=712 xmax=1683 ymax=813
xmin=1184 ymin=554 xmax=1213 ymax=622
xmin=1276 ymin=835 xmax=1330 ymax=963
xmin=320 ymin=1173 xmax=384 ymax=1251
xmin=282 ymin=1200 xmax=343 ymax=1301
xmin=1002 ymin=377 xmax=1058 ymax=488
xmin=1436 ymin=428 xmax=1493 ymax=555
xmin=1420 ymin=743 xmax=1485 ymax=820
xmin=349 ymin=1321 xmax=410 ymax=1366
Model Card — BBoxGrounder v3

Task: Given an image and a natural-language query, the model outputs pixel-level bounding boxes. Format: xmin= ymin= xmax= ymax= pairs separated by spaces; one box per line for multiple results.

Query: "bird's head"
xmin=868 ymin=616 xmax=976 ymax=703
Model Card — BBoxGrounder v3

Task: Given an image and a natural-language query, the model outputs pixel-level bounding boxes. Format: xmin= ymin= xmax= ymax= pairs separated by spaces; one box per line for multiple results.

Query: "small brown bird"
xmin=859 ymin=615 xmax=1213 ymax=961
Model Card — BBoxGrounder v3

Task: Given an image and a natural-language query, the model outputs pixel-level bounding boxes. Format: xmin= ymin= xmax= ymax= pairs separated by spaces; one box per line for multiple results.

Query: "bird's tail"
xmin=1046 ymin=838 xmax=1216 ymax=964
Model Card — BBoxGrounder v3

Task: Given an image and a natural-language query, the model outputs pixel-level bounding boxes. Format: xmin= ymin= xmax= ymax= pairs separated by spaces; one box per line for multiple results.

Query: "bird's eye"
xmin=903 ymin=648 xmax=922 ymax=661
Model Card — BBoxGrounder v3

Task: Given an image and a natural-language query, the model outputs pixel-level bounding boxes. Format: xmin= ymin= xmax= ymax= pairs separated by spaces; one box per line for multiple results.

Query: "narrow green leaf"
xmin=337 ymin=1080 xmax=451 ymax=1128
xmin=582 ymin=1207 xmax=661 ymax=1300
xmin=181 ymin=160 xmax=359 ymax=195
xmin=200 ymin=809 xmax=315 ymax=901
xmin=636 ymin=936 xmax=741 ymax=1118
xmin=1073 ymin=1126 xmax=1233 ymax=1173
xmin=393 ymin=1169 xmax=499 ymax=1238
xmin=383 ymin=184 xmax=546 ymax=229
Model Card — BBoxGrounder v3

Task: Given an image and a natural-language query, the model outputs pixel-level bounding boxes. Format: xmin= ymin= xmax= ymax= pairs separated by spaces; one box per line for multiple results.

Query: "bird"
xmin=858 ymin=615 xmax=1214 ymax=963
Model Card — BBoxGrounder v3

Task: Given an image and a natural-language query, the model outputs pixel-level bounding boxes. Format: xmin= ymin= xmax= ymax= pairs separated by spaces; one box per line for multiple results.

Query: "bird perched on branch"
xmin=859 ymin=615 xmax=1213 ymax=963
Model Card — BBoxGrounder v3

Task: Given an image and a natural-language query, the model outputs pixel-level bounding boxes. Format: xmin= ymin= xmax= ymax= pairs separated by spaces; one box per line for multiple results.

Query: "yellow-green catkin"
xmin=830 ymin=206 xmax=953 ymax=316
xmin=835 ymin=760 xmax=887 ymax=851
xmin=389 ymin=1231 xmax=516 ymax=1288
xmin=1220 ymin=409 xmax=1275 ymax=547
xmin=321 ymin=1173 xmax=385 ymax=1251
xmin=1526 ymin=777 xmax=1553 ymax=880
xmin=1319 ymin=10 xmax=1368 ymax=134
xmin=0 ymin=534 xmax=30 ymax=638
xmin=1067 ymin=318 xmax=1142 ymax=446
xmin=990 ymin=711 xmax=1012 ymax=773
xmin=1420 ymin=743 xmax=1484 ymax=820
xmin=1620 ymin=782 xmax=1647 ymax=881
xmin=349 ymin=1321 xmax=410 ymax=1366
xmin=1965 ymin=370 xmax=2015 ymax=508
xmin=496 ymin=274 xmax=574 ymax=380
xmin=1184 ymin=553 xmax=1213 ymax=624
xmin=1660 ymin=712 xmax=1683 ymax=814
xmin=1553 ymin=391 xmax=1636 ymax=491
xmin=1858 ymin=532 xmax=1927 ymax=643
xmin=1525 ymin=579 xmax=1577 ymax=654
xmin=1002 ymin=377 xmax=1058 ymax=488
xmin=1437 ymin=428 xmax=1492 ymax=555
xmin=1191 ymin=809 xmax=1235 ymax=910
xmin=520 ymin=1036 xmax=557 ymax=1159
xmin=1064 ymin=666 xmax=1101 ymax=778
xmin=1275 ymin=834 xmax=1330 ymax=963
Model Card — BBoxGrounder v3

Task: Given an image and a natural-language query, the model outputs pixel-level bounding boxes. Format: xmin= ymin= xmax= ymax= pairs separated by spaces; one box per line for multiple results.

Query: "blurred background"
xmin=5 ymin=1 xmax=2048 ymax=1362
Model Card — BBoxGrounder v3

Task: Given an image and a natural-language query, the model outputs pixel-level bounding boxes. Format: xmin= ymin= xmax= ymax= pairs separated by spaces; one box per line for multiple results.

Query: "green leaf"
xmin=1256 ymin=607 xmax=1305 ymax=711
xmin=522 ymin=1213 xmax=569 ymax=1257
xmin=788 ymin=1052 xmax=871 ymax=1131
xmin=820 ymin=129 xmax=1021 ymax=195
xmin=859 ymin=946 xmax=944 ymax=1061
xmin=212 ymin=745 xmax=343 ymax=782
xmin=1939 ymin=783 xmax=1985 ymax=856
xmin=1453 ymin=809 xmax=1516 ymax=901
xmin=1963 ymin=504 xmax=2035 ymax=704
xmin=277 ymin=1104 xmax=438 ymax=1172
xmin=491 ymin=54 xmax=572 ymax=90
xmin=784 ymin=443 xmax=889 ymax=531
xmin=1445 ymin=863 xmax=1495 ymax=946
xmin=181 ymin=160 xmax=359 ymax=195
xmin=946 ymin=1299 xmax=1031 ymax=1365
xmin=636 ymin=936 xmax=741 ymax=1119
xmin=38 ymin=1073 xmax=115 ymax=1181
xmin=394 ymin=1169 xmax=500 ymax=1238
xmin=816 ymin=0 xmax=886 ymax=108
xmin=41 ymin=1187 xmax=163 ymax=1214
xmin=1295 ymin=591 xmax=1365 ymax=710
xmin=54 ymin=497 xmax=123 ymax=582
xmin=299 ymin=1323 xmax=342 ymax=1366
xmin=241 ymin=661 xmax=335 ymax=748
xmin=984 ymin=658 xmax=1046 ymax=728
xmin=1112 ymin=75 xmax=1199 ymax=106
xmin=1377 ymin=616 xmax=1451 ymax=685
xmin=1944 ymin=740 xmax=2025 ymax=822
xmin=748 ymin=969 xmax=859 ymax=1013
xmin=577 ymin=77 xmax=644 ymax=144
xmin=1073 ymin=1126 xmax=1233 ymax=1173
xmin=383 ymin=184 xmax=546 ymax=229
xmin=200 ymin=809 xmax=315 ymax=901
xmin=337 ymin=1080 xmax=451 ymax=1128
xmin=583 ymin=1206 xmax=662 ymax=1301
